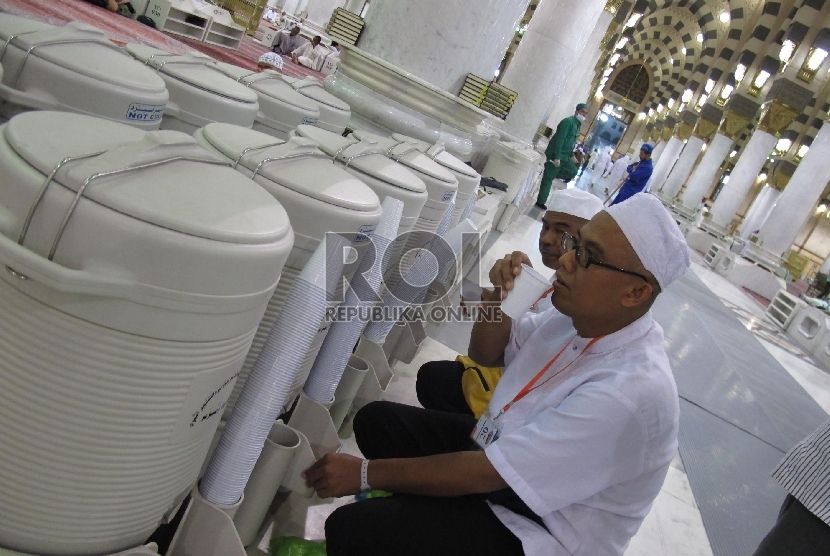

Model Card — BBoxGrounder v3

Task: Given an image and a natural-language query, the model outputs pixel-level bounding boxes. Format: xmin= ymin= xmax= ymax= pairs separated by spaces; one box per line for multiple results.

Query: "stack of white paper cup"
xmin=499 ymin=264 xmax=553 ymax=319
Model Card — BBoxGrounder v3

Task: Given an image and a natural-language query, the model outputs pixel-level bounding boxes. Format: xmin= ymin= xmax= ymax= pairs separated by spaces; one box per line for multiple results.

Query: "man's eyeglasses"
xmin=561 ymin=233 xmax=650 ymax=283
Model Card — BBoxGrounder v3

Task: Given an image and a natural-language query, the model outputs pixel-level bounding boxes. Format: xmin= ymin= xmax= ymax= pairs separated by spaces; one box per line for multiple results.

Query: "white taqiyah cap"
xmin=603 ymin=193 xmax=690 ymax=290
xmin=548 ymin=189 xmax=604 ymax=221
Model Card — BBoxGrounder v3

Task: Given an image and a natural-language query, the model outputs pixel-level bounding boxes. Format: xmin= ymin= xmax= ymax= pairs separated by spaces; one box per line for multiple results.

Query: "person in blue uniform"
xmin=535 ymin=103 xmax=589 ymax=209
xmin=609 ymin=144 xmax=654 ymax=206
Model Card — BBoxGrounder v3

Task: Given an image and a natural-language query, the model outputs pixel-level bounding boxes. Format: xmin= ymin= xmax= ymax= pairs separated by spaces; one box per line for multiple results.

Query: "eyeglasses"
xmin=561 ymin=233 xmax=650 ymax=282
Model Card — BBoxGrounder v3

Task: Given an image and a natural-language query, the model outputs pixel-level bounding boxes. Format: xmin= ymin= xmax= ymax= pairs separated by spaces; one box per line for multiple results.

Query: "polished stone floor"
xmin=251 ymin=173 xmax=830 ymax=556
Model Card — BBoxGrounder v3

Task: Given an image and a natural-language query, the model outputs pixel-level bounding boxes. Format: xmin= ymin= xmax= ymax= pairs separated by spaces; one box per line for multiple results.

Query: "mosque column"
xmin=648 ymin=117 xmax=684 ymax=192
xmin=661 ymin=112 xmax=705 ymax=199
xmin=499 ymin=0 xmax=608 ymax=140
xmin=756 ymin=121 xmax=830 ymax=257
xmin=679 ymin=105 xmax=749 ymax=210
xmin=547 ymin=7 xmax=617 ymax=130
xmin=738 ymin=185 xmax=782 ymax=239
xmin=710 ymin=80 xmax=812 ymax=230
xmin=356 ymin=0 xmax=533 ymax=93
xmin=304 ymin=0 xmax=345 ymax=26
xmin=821 ymin=254 xmax=830 ymax=275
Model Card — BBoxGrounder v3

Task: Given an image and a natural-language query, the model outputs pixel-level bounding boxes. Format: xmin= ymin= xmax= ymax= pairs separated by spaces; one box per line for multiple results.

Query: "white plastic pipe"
xmin=200 ymin=235 xmax=348 ymax=507
xmin=303 ymin=198 xmax=404 ymax=404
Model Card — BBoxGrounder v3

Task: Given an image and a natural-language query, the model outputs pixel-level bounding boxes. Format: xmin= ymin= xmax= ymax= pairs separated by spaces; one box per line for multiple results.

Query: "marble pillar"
xmin=500 ymin=0 xmax=607 ymax=140
xmin=357 ymin=0 xmax=532 ymax=94
xmin=648 ymin=137 xmax=684 ymax=192
xmin=546 ymin=7 xmax=614 ymax=129
xmin=820 ymin=254 xmax=830 ymax=274
xmin=305 ymin=0 xmax=344 ymax=25
xmin=709 ymin=130 xmax=777 ymax=228
xmin=344 ymin=0 xmax=363 ymax=13
xmin=650 ymin=140 xmax=666 ymax=161
xmin=757 ymin=123 xmax=830 ymax=256
xmin=661 ymin=136 xmax=705 ymax=198
xmin=738 ymin=186 xmax=780 ymax=238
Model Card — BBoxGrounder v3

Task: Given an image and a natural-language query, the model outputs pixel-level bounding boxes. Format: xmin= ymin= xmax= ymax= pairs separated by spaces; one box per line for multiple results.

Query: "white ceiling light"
xmin=729 ymin=150 xmax=738 ymax=158
xmin=719 ymin=84 xmax=734 ymax=101
xmin=681 ymin=47 xmax=687 ymax=55
xmin=753 ymin=70 xmax=771 ymax=88
xmin=779 ymin=40 xmax=797 ymax=63
xmin=807 ymin=48 xmax=828 ymax=71
xmin=682 ymin=89 xmax=694 ymax=103
xmin=697 ymin=33 xmax=704 ymax=43
xmin=697 ymin=93 xmax=708 ymax=108
xmin=705 ymin=79 xmax=715 ymax=94
xmin=735 ymin=63 xmax=746 ymax=83
xmin=775 ymin=138 xmax=792 ymax=154
xmin=609 ymin=53 xmax=621 ymax=65
xmin=616 ymin=37 xmax=629 ymax=50
xmin=667 ymin=98 xmax=675 ymax=109
xmin=648 ymin=108 xmax=655 ymax=117
xmin=798 ymin=144 xmax=810 ymax=158
xmin=625 ymin=13 xmax=643 ymax=28
xmin=720 ymin=11 xmax=730 ymax=23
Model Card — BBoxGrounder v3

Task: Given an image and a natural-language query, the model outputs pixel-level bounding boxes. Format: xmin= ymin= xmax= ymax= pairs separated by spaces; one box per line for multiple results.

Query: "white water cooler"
xmin=0 ymin=111 xmax=294 ymax=555
xmin=0 ymin=16 xmax=168 ymax=129
xmin=125 ymin=44 xmax=258 ymax=134
xmin=192 ymin=123 xmax=383 ymax=415
xmin=211 ymin=63 xmax=321 ymax=139
xmin=283 ymin=76 xmax=351 ymax=134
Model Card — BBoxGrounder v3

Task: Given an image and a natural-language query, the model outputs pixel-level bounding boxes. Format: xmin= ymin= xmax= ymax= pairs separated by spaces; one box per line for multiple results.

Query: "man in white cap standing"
xmin=303 ymin=193 xmax=689 ymax=556
xmin=416 ymin=188 xmax=605 ymax=415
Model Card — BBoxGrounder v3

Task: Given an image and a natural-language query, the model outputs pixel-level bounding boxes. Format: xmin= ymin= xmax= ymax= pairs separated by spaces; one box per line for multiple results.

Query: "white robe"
xmin=591 ymin=148 xmax=613 ymax=184
xmin=600 ymin=155 xmax=631 ymax=192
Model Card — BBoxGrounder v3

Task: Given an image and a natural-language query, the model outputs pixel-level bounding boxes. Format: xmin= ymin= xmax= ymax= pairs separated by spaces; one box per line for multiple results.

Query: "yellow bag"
xmin=458 ymin=355 xmax=504 ymax=419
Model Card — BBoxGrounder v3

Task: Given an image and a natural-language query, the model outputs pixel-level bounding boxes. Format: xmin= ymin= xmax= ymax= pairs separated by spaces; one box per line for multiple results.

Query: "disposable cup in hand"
xmin=499 ymin=264 xmax=552 ymax=319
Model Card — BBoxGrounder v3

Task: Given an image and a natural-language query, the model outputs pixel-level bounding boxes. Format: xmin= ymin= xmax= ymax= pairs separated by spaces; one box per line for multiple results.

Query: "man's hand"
xmin=303 ymin=453 xmax=363 ymax=498
xmin=552 ymin=159 xmax=561 ymax=167
xmin=487 ymin=251 xmax=532 ymax=301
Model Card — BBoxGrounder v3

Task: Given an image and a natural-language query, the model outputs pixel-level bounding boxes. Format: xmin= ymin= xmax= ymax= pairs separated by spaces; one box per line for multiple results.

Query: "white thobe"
xmin=483 ymin=308 xmax=679 ymax=556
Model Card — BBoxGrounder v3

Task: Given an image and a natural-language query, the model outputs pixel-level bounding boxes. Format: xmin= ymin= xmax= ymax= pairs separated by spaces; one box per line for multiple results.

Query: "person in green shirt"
xmin=536 ymin=103 xmax=589 ymax=209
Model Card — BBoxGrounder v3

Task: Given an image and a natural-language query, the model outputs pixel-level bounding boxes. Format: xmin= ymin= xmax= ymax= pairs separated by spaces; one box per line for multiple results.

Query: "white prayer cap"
xmin=604 ymin=193 xmax=690 ymax=290
xmin=548 ymin=189 xmax=604 ymax=221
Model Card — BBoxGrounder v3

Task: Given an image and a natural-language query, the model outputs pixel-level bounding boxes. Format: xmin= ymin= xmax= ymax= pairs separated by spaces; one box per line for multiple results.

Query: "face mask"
xmin=576 ymin=114 xmax=586 ymax=122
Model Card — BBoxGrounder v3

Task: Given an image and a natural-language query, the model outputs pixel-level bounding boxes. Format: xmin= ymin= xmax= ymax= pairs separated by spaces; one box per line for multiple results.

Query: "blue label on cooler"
xmin=442 ymin=191 xmax=456 ymax=202
xmin=354 ymin=224 xmax=376 ymax=243
xmin=126 ymin=103 xmax=165 ymax=122
xmin=302 ymin=117 xmax=319 ymax=125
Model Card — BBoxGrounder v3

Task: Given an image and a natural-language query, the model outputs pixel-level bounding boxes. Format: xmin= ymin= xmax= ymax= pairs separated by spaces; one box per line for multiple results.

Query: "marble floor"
xmin=251 ymin=179 xmax=830 ymax=556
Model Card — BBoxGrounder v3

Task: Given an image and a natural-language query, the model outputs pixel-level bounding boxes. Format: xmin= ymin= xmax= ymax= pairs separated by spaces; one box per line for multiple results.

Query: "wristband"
xmin=360 ymin=459 xmax=371 ymax=492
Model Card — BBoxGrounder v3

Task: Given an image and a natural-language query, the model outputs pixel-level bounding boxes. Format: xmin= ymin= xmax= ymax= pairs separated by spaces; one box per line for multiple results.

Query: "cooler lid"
xmin=4 ymin=111 xmax=289 ymax=245
xmin=391 ymin=134 xmax=479 ymax=179
xmin=0 ymin=18 xmax=166 ymax=95
xmin=285 ymin=76 xmax=350 ymax=111
xmin=201 ymin=123 xmax=380 ymax=213
xmin=353 ymin=130 xmax=456 ymax=184
xmin=125 ymin=44 xmax=257 ymax=104
xmin=213 ymin=63 xmax=318 ymax=112
xmin=296 ymin=125 xmax=426 ymax=194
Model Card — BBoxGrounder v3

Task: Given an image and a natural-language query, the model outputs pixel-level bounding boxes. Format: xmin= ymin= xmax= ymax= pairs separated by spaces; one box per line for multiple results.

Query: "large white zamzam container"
xmin=294 ymin=124 xmax=428 ymax=253
xmin=391 ymin=133 xmax=481 ymax=227
xmin=481 ymin=140 xmax=538 ymax=203
xmin=0 ymin=15 xmax=168 ymax=129
xmin=283 ymin=76 xmax=351 ymax=134
xmin=125 ymin=44 xmax=258 ymax=135
xmin=211 ymin=63 xmax=320 ymax=140
xmin=192 ymin=123 xmax=383 ymax=414
xmin=0 ymin=111 xmax=294 ymax=555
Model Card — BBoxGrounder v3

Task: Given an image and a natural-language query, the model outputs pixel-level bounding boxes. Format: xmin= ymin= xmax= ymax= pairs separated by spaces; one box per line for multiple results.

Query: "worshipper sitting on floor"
xmin=272 ymin=26 xmax=306 ymax=55
xmin=291 ymin=35 xmax=330 ymax=71
xmin=257 ymin=52 xmax=285 ymax=73
xmin=417 ymin=189 xmax=605 ymax=416
xmin=302 ymin=193 xmax=690 ymax=556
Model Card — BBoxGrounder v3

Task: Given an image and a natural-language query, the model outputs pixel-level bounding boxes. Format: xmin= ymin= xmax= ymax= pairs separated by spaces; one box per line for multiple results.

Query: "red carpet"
xmin=0 ymin=0 xmax=323 ymax=77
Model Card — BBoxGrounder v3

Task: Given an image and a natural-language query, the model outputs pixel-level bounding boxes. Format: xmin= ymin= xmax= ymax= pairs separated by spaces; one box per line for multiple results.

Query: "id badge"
xmin=471 ymin=412 xmax=502 ymax=449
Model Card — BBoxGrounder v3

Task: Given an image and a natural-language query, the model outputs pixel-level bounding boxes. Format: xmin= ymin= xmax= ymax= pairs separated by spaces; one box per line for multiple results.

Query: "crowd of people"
xmin=263 ymin=25 xmax=340 ymax=73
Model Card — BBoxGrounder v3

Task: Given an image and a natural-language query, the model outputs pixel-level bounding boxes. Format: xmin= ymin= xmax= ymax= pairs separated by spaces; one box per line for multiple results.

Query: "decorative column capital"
xmin=676 ymin=122 xmax=695 ymax=140
xmin=694 ymin=118 xmax=719 ymax=141
xmin=720 ymin=110 xmax=751 ymax=140
xmin=604 ymin=0 xmax=626 ymax=14
xmin=599 ymin=26 xmax=617 ymax=50
xmin=758 ymin=99 xmax=801 ymax=135
xmin=770 ymin=160 xmax=798 ymax=191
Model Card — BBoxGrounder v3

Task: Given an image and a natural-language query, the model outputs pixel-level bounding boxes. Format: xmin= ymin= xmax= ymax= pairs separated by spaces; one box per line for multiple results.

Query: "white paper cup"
xmin=499 ymin=264 xmax=552 ymax=319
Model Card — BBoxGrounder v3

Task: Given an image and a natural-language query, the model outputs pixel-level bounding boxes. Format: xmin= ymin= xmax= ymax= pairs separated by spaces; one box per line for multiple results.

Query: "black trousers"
xmin=325 ymin=401 xmax=525 ymax=556
xmin=753 ymin=494 xmax=830 ymax=556
xmin=415 ymin=360 xmax=474 ymax=416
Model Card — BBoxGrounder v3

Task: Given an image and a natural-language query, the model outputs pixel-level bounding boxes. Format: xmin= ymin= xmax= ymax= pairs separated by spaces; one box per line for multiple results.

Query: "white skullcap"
xmin=604 ymin=193 xmax=690 ymax=290
xmin=548 ymin=189 xmax=604 ymax=221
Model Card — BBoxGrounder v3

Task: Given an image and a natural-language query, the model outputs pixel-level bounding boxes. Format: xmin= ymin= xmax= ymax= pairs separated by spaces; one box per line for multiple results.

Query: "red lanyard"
xmin=530 ymin=286 xmax=556 ymax=310
xmin=495 ymin=334 xmax=603 ymax=419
